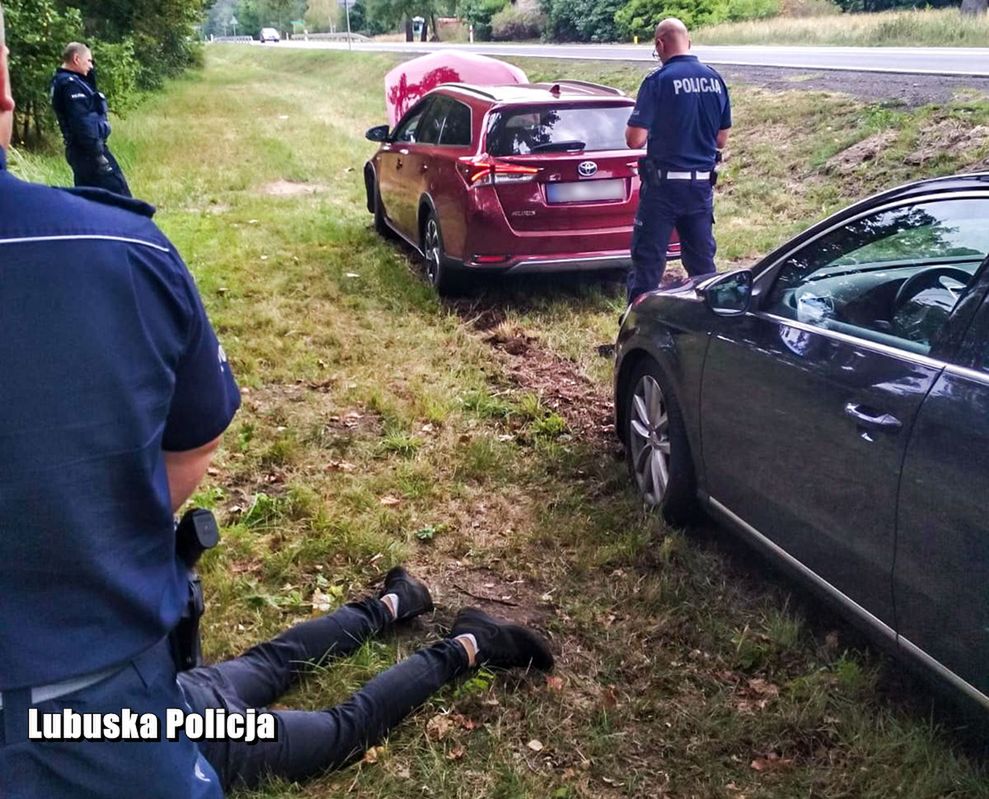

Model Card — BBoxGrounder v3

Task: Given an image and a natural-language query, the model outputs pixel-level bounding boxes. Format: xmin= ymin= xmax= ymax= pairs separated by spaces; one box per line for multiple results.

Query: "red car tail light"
xmin=458 ymin=155 xmax=540 ymax=187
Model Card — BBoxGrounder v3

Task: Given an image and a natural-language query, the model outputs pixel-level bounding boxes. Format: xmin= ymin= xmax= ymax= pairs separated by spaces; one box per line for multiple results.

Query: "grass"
xmin=694 ymin=7 xmax=989 ymax=47
xmin=8 ymin=46 xmax=989 ymax=797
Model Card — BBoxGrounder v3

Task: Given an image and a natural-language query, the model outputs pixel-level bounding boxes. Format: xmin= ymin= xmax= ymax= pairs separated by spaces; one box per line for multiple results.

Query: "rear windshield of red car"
xmin=485 ymin=105 xmax=632 ymax=157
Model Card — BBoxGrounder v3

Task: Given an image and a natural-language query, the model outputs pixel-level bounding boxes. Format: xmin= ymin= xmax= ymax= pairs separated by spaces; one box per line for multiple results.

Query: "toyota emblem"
xmin=577 ymin=161 xmax=598 ymax=178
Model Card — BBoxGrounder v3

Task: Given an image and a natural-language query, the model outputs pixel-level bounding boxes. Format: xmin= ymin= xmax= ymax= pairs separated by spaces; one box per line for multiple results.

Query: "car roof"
xmin=440 ymin=81 xmax=631 ymax=105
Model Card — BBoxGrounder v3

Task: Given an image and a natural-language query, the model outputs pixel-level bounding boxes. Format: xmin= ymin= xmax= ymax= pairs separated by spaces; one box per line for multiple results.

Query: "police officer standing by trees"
xmin=0 ymin=3 xmax=239 ymax=794
xmin=50 ymin=41 xmax=132 ymax=196
xmin=625 ymin=17 xmax=732 ymax=303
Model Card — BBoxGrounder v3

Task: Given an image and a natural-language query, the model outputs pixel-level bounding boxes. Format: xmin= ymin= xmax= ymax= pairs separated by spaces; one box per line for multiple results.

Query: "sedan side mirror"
xmin=365 ymin=124 xmax=390 ymax=143
xmin=698 ymin=269 xmax=753 ymax=316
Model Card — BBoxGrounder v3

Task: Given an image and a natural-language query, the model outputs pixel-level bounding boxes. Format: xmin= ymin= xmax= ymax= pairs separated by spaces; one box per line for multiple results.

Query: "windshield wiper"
xmin=531 ymin=140 xmax=586 ymax=152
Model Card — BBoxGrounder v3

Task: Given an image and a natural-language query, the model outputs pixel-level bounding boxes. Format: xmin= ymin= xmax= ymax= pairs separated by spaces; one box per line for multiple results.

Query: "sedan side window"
xmin=764 ymin=198 xmax=989 ymax=355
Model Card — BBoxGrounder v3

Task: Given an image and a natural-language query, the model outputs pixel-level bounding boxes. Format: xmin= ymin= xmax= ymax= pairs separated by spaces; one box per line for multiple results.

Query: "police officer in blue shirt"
xmin=51 ymin=42 xmax=132 ymax=197
xmin=0 ymin=6 xmax=239 ymax=795
xmin=626 ymin=17 xmax=732 ymax=303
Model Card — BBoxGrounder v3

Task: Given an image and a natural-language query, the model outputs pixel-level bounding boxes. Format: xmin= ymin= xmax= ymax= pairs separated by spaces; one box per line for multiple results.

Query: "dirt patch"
xmin=423 ymin=561 xmax=554 ymax=629
xmin=454 ymin=304 xmax=614 ymax=446
xmin=824 ymin=129 xmax=899 ymax=175
xmin=260 ymin=180 xmax=328 ymax=197
xmin=905 ymin=119 xmax=989 ymax=167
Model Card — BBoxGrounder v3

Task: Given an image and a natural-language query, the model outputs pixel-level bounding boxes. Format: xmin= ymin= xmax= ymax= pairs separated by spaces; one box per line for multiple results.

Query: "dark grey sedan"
xmin=614 ymin=172 xmax=989 ymax=713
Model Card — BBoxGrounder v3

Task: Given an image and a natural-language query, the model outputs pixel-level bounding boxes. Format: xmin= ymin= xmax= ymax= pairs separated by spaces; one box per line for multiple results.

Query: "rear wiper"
xmin=531 ymin=140 xmax=586 ymax=152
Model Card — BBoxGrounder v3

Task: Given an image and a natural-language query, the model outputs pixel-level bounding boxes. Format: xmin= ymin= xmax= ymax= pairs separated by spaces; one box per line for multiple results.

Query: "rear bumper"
xmin=503 ymin=253 xmax=631 ymax=274
xmin=462 ymin=243 xmax=681 ymax=274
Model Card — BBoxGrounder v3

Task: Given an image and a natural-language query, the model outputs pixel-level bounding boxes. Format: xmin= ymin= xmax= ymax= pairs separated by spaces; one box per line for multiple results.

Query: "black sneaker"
xmin=450 ymin=608 xmax=554 ymax=672
xmin=380 ymin=566 xmax=434 ymax=622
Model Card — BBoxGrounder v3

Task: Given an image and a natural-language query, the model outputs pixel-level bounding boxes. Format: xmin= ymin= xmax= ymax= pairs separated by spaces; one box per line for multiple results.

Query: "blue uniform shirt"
xmin=628 ymin=54 xmax=732 ymax=172
xmin=50 ymin=68 xmax=111 ymax=157
xmin=0 ymin=149 xmax=240 ymax=690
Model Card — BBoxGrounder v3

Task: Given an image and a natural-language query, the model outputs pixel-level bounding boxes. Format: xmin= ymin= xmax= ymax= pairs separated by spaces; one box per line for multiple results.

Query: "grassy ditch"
xmin=9 ymin=47 xmax=989 ymax=798
xmin=694 ymin=8 xmax=989 ymax=47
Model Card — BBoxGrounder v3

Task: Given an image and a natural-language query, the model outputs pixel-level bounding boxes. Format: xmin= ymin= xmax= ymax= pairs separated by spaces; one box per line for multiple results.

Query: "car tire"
xmin=622 ymin=357 xmax=699 ymax=526
xmin=421 ymin=211 xmax=462 ymax=296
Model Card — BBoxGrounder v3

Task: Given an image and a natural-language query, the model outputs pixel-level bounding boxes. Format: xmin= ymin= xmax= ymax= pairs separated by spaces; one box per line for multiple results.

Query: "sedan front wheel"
xmin=624 ymin=359 xmax=698 ymax=525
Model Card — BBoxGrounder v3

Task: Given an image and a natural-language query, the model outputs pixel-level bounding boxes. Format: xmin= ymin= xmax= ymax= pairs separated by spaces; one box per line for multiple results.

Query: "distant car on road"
xmin=259 ymin=27 xmax=280 ymax=43
xmin=614 ymin=172 xmax=989 ymax=714
xmin=364 ymin=79 xmax=680 ymax=294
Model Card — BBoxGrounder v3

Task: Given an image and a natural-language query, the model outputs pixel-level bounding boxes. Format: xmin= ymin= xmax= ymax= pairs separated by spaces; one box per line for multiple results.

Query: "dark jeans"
xmin=67 ymin=146 xmax=132 ymax=198
xmin=178 ymin=599 xmax=469 ymax=791
xmin=627 ymin=179 xmax=717 ymax=303
xmin=0 ymin=638 xmax=223 ymax=799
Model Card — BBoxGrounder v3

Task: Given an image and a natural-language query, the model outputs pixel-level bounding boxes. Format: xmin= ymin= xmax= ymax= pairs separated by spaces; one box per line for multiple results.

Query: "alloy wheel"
xmin=629 ymin=374 xmax=672 ymax=507
xmin=423 ymin=217 xmax=441 ymax=285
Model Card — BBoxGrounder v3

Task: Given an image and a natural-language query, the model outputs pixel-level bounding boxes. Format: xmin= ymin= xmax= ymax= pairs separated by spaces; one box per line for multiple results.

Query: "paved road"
xmin=273 ymin=39 xmax=989 ymax=77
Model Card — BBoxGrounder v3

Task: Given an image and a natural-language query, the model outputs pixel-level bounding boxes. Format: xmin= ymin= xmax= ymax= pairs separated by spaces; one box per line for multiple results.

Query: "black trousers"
xmin=67 ymin=146 xmax=132 ymax=197
xmin=178 ymin=599 xmax=469 ymax=791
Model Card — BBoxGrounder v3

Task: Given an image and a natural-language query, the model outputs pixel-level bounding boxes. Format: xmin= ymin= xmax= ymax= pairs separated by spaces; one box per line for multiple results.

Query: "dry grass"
xmin=695 ymin=7 xmax=989 ymax=47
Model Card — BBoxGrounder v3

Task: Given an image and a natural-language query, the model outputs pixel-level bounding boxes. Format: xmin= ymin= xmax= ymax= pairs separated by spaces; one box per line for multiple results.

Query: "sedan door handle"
xmin=844 ymin=403 xmax=902 ymax=433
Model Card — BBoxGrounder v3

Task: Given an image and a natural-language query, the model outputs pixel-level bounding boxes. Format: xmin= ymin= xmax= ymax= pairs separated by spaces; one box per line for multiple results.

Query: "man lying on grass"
xmin=178 ymin=567 xmax=554 ymax=791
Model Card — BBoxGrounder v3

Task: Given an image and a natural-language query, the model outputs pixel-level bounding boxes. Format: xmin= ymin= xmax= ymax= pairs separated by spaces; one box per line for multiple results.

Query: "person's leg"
xmin=187 ymin=597 xmax=390 ymax=710
xmin=181 ymin=607 xmax=553 ymax=792
xmin=182 ymin=567 xmax=432 ymax=711
xmin=675 ymin=183 xmax=717 ymax=278
xmin=627 ymin=183 xmax=676 ymax=303
xmin=100 ymin=148 xmax=132 ymax=197
xmin=195 ymin=639 xmax=471 ymax=791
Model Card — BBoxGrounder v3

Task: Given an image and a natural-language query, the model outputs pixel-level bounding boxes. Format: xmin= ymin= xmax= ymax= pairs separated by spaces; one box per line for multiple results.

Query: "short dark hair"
xmin=62 ymin=42 xmax=91 ymax=64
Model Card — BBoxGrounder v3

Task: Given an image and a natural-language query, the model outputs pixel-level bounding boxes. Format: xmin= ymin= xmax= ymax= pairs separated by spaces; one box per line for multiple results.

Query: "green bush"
xmin=459 ymin=0 xmax=508 ymax=40
xmin=713 ymin=0 xmax=780 ymax=21
xmin=5 ymin=0 xmax=83 ymax=144
xmin=90 ymin=38 xmax=140 ymax=114
xmin=615 ymin=0 xmax=723 ymax=39
xmin=491 ymin=5 xmax=546 ymax=39
xmin=542 ymin=0 xmax=623 ymax=41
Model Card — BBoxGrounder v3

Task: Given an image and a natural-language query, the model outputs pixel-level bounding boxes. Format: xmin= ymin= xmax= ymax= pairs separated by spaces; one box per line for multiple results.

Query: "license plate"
xmin=546 ymin=179 xmax=625 ymax=204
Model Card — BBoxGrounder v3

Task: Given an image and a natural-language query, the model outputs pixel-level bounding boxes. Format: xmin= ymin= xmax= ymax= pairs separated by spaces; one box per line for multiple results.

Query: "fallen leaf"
xmin=362 ymin=745 xmax=384 ymax=764
xmin=379 ymin=495 xmax=402 ymax=506
xmin=446 ymin=744 xmax=465 ymax=761
xmin=426 ymin=714 xmax=451 ymax=741
xmin=527 ymin=739 xmax=544 ymax=753
xmin=545 ymin=676 xmax=565 ymax=693
xmin=326 ymin=460 xmax=357 ymax=473
xmin=311 ymin=588 xmax=332 ymax=613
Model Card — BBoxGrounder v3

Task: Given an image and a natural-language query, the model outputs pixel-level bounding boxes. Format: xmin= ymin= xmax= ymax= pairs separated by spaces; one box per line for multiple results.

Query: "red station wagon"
xmin=364 ymin=80 xmax=680 ymax=294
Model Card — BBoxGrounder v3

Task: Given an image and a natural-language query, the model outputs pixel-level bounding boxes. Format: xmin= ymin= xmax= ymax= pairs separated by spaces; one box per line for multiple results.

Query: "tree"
xmin=960 ymin=0 xmax=986 ymax=14
xmin=64 ymin=0 xmax=209 ymax=88
xmin=5 ymin=0 xmax=83 ymax=143
xmin=304 ymin=0 xmax=338 ymax=30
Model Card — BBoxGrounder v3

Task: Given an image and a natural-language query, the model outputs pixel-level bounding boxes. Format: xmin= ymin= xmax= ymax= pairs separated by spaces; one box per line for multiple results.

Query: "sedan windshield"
xmin=486 ymin=105 xmax=631 ymax=156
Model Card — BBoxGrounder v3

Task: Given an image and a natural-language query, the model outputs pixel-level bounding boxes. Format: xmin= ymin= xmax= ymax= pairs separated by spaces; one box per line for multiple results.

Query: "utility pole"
xmin=345 ymin=0 xmax=352 ymax=50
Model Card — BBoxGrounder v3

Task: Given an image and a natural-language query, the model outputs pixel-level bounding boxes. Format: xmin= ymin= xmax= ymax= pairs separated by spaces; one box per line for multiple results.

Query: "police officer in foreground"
xmin=51 ymin=41 xmax=132 ymax=196
xmin=626 ymin=17 xmax=732 ymax=303
xmin=0 ymin=4 xmax=239 ymax=795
